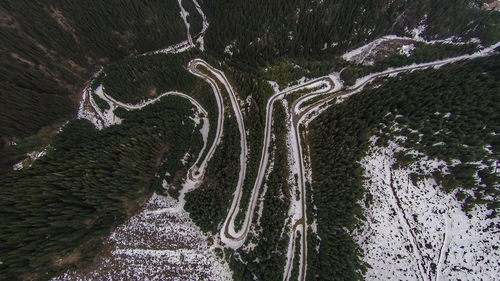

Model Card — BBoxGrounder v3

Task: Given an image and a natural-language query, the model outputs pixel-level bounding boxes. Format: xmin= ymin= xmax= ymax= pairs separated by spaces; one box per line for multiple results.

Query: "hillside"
xmin=0 ymin=1 xmax=499 ymax=280
xmin=0 ymin=0 xmax=202 ymax=171
xmin=203 ymin=0 xmax=500 ymax=64
xmin=308 ymin=56 xmax=499 ymax=280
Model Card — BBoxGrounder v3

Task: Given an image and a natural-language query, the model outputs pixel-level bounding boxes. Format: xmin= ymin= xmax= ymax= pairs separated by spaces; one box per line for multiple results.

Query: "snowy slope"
xmin=53 ymin=194 xmax=232 ymax=281
xmin=355 ymin=138 xmax=500 ymax=281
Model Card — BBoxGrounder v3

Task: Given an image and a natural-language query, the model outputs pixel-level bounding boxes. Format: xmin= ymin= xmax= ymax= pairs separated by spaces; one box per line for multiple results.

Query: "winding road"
xmin=82 ymin=35 xmax=500 ymax=280
xmin=282 ymin=40 xmax=500 ymax=281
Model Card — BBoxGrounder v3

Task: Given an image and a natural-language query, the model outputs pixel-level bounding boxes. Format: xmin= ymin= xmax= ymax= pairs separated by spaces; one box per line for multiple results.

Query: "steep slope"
xmin=1 ymin=1 xmax=499 ymax=280
xmin=54 ymin=194 xmax=232 ymax=281
xmin=0 ymin=96 xmax=204 ymax=280
xmin=308 ymin=55 xmax=499 ymax=280
xmin=202 ymin=0 xmax=500 ymax=65
xmin=0 ymin=0 xmax=200 ymax=171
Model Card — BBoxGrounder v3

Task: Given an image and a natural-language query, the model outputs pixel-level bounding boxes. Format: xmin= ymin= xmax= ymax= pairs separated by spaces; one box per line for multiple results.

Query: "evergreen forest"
xmin=1 ymin=0 xmax=499 ymax=280
xmin=0 ymin=96 xmax=203 ymax=279
xmin=307 ymin=55 xmax=500 ymax=280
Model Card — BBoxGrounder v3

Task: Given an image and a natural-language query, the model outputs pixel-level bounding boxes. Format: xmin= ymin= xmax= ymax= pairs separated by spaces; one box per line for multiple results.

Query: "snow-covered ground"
xmin=78 ymin=84 xmax=208 ymax=133
xmin=347 ymin=40 xmax=500 ymax=91
xmin=53 ymin=194 xmax=232 ymax=281
xmin=191 ymin=0 xmax=209 ymax=51
xmin=282 ymin=97 xmax=306 ymax=281
xmin=12 ymin=147 xmax=49 ymax=170
xmin=400 ymin=44 xmax=415 ymax=56
xmin=342 ymin=35 xmax=411 ymax=65
xmin=52 ymin=194 xmax=232 ymax=281
xmin=62 ymin=29 xmax=498 ymax=280
xmin=301 ymin=41 xmax=499 ymax=128
xmin=57 ymin=59 xmax=233 ymax=281
xmin=188 ymin=59 xmax=251 ymax=249
xmin=355 ymin=138 xmax=500 ymax=281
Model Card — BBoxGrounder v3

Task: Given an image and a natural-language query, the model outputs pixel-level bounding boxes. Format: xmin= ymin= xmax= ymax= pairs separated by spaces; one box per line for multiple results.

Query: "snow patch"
xmin=181 ymin=152 xmax=190 ymax=165
xmin=342 ymin=28 xmax=486 ymax=66
xmin=12 ymin=162 xmax=23 ymax=171
xmin=268 ymin=81 xmax=281 ymax=94
xmin=400 ymin=44 xmax=415 ymax=56
xmin=342 ymin=35 xmax=408 ymax=64
xmin=12 ymin=147 xmax=50 ymax=170
xmin=191 ymin=0 xmax=208 ymax=51
xmin=355 ymin=140 xmax=500 ymax=281
xmin=224 ymin=43 xmax=234 ymax=56
xmin=53 ymin=194 xmax=232 ymax=281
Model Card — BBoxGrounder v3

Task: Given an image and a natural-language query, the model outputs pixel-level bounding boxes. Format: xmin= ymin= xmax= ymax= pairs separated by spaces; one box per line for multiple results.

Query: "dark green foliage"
xmin=2 ymin=0 xmax=186 ymax=63
xmin=0 ymin=84 xmax=77 ymax=139
xmin=1 ymin=0 xmax=194 ymax=172
xmin=375 ymin=56 xmax=500 ymax=213
xmin=99 ymin=53 xmax=220 ymax=164
xmin=0 ymin=96 xmax=200 ymax=280
xmin=309 ymin=98 xmax=373 ymax=281
xmin=181 ymin=60 xmax=290 ymax=279
xmin=290 ymin=232 xmax=301 ymax=281
xmin=101 ymin=53 xmax=198 ymax=104
xmin=263 ymin=60 xmax=311 ymax=89
xmin=0 ymin=121 xmax=69 ymax=174
xmin=202 ymin=0 xmax=499 ymax=66
xmin=223 ymin=65 xmax=274 ymax=231
xmin=91 ymin=93 xmax=110 ymax=111
xmin=308 ymin=55 xmax=500 ymax=280
xmin=305 ymin=227 xmax=321 ymax=281
xmin=203 ymin=0 xmax=403 ymax=63
xmin=230 ymin=102 xmax=291 ymax=281
xmin=1 ymin=1 xmax=499 ymax=280
xmin=261 ymin=56 xmax=347 ymax=90
xmin=182 ymin=0 xmax=203 ymax=36
xmin=341 ymin=41 xmax=482 ymax=86
xmin=423 ymin=1 xmax=500 ymax=45
xmin=181 ymin=62 xmax=262 ymax=234
xmin=374 ymin=42 xmax=480 ymax=70
xmin=184 ymin=116 xmax=241 ymax=233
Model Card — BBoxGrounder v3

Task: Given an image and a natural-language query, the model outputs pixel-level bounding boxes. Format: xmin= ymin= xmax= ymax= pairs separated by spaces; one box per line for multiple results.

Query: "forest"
xmin=3 ymin=0 xmax=499 ymax=174
xmin=307 ymin=55 xmax=499 ymax=280
xmin=0 ymin=0 xmax=202 ymax=172
xmin=220 ymin=64 xmax=274 ymax=231
xmin=95 ymin=52 xmax=223 ymax=168
xmin=184 ymin=113 xmax=241 ymax=233
xmin=1 ymin=0 xmax=499 ymax=280
xmin=97 ymin=53 xmax=199 ymax=104
xmin=0 ymin=96 xmax=203 ymax=280
xmin=340 ymin=41 xmax=482 ymax=86
xmin=202 ymin=0 xmax=500 ymax=67
xmin=229 ymin=102 xmax=291 ymax=281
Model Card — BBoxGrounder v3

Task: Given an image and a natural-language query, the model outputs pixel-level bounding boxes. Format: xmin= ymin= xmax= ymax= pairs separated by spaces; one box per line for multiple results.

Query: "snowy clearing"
xmin=53 ymin=194 xmax=232 ymax=281
xmin=356 ymin=139 xmax=499 ymax=281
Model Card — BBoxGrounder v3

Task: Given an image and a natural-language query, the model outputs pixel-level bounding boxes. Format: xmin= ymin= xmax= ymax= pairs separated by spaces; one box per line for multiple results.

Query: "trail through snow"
xmin=356 ymin=139 xmax=500 ymax=281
